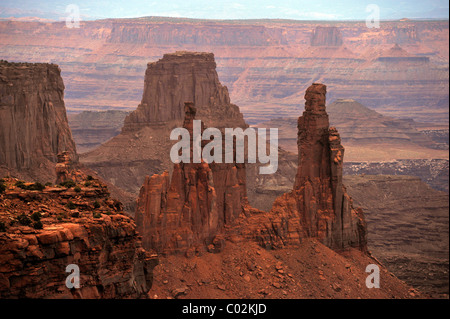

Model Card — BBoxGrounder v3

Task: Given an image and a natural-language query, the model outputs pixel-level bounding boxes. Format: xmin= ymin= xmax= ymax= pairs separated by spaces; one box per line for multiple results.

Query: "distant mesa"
xmin=310 ymin=26 xmax=343 ymax=46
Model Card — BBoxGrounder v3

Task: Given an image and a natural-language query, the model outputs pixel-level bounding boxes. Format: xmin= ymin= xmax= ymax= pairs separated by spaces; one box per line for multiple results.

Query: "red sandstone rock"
xmin=135 ymin=103 xmax=248 ymax=255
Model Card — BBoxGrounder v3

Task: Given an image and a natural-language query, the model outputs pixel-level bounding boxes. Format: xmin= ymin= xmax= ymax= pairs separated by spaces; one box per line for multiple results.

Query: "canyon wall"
xmin=0 ymin=19 xmax=447 ymax=125
xmin=0 ymin=61 xmax=78 ymax=182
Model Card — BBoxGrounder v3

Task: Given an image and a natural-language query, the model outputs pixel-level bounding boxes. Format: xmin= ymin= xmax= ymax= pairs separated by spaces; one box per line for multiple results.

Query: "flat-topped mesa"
xmin=0 ymin=60 xmax=78 ymax=180
xmin=252 ymin=83 xmax=367 ymax=252
xmin=135 ymin=102 xmax=247 ymax=255
xmin=310 ymin=26 xmax=343 ymax=46
xmin=122 ymin=51 xmax=247 ymax=132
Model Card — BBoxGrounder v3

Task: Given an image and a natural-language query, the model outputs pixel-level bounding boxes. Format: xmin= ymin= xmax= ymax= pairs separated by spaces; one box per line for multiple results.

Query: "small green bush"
xmin=60 ymin=180 xmax=76 ymax=188
xmin=66 ymin=201 xmax=76 ymax=210
xmin=93 ymin=212 xmax=102 ymax=219
xmin=33 ymin=221 xmax=43 ymax=230
xmin=84 ymin=181 xmax=92 ymax=187
xmin=93 ymin=201 xmax=101 ymax=209
xmin=13 ymin=181 xmax=45 ymax=191
xmin=17 ymin=213 xmax=32 ymax=226
xmin=87 ymin=175 xmax=93 ymax=181
xmin=0 ymin=221 xmax=6 ymax=232
xmin=31 ymin=211 xmax=42 ymax=221
xmin=45 ymin=182 xmax=53 ymax=187
xmin=74 ymin=186 xmax=81 ymax=193
xmin=0 ymin=182 xmax=6 ymax=194
xmin=15 ymin=181 xmax=26 ymax=189
xmin=28 ymin=182 xmax=45 ymax=191
xmin=70 ymin=211 xmax=80 ymax=218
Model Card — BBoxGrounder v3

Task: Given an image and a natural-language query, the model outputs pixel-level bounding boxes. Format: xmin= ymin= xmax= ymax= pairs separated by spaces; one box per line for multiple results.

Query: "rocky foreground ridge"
xmin=0 ymin=175 xmax=157 ymax=298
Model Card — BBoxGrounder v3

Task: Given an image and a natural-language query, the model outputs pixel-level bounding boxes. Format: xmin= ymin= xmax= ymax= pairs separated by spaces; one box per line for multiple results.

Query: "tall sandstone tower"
xmin=247 ymin=83 xmax=367 ymax=251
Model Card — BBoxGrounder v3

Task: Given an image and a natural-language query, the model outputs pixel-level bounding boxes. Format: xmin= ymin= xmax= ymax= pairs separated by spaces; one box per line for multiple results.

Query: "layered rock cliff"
xmin=0 ymin=60 xmax=78 ymax=182
xmin=245 ymin=84 xmax=367 ymax=251
xmin=0 ymin=176 xmax=157 ymax=298
xmin=135 ymin=103 xmax=249 ymax=255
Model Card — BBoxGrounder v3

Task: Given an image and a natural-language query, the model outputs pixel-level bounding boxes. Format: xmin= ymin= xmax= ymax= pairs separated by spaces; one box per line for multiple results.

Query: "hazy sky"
xmin=0 ymin=0 xmax=448 ymax=20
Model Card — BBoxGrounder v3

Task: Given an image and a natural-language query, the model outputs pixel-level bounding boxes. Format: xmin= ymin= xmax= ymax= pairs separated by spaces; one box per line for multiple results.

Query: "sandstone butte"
xmin=81 ymin=51 xmax=248 ymax=197
xmin=0 ymin=60 xmax=78 ymax=183
xmin=135 ymin=83 xmax=367 ymax=256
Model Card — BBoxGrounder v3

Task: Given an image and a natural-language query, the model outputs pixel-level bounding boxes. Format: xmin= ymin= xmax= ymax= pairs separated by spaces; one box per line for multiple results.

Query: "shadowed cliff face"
xmin=0 ymin=61 xmax=78 ymax=182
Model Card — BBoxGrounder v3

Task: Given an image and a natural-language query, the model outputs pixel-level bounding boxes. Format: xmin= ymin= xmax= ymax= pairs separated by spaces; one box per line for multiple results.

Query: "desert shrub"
xmin=28 ymin=182 xmax=45 ymax=191
xmin=57 ymin=212 xmax=68 ymax=221
xmin=14 ymin=181 xmax=26 ymax=189
xmin=93 ymin=212 xmax=102 ymax=219
xmin=13 ymin=181 xmax=45 ymax=191
xmin=84 ymin=181 xmax=92 ymax=187
xmin=45 ymin=182 xmax=53 ymax=187
xmin=0 ymin=221 xmax=6 ymax=232
xmin=87 ymin=175 xmax=93 ymax=181
xmin=70 ymin=211 xmax=80 ymax=218
xmin=31 ymin=211 xmax=42 ymax=221
xmin=33 ymin=221 xmax=43 ymax=230
xmin=93 ymin=201 xmax=101 ymax=209
xmin=0 ymin=182 xmax=6 ymax=194
xmin=60 ymin=180 xmax=76 ymax=188
xmin=17 ymin=213 xmax=32 ymax=226
xmin=74 ymin=186 xmax=81 ymax=193
xmin=66 ymin=201 xmax=76 ymax=210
